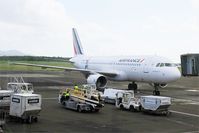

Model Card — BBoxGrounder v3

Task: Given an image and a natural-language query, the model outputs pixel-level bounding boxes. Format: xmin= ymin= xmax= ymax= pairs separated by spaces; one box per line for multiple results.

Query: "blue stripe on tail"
xmin=72 ymin=28 xmax=84 ymax=55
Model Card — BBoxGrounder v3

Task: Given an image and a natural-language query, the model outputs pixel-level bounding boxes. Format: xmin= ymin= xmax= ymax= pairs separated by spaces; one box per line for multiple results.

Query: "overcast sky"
xmin=0 ymin=0 xmax=198 ymax=62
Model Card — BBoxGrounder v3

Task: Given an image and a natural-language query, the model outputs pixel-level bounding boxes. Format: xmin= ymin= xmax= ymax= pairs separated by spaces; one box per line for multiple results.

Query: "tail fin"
xmin=72 ymin=28 xmax=84 ymax=56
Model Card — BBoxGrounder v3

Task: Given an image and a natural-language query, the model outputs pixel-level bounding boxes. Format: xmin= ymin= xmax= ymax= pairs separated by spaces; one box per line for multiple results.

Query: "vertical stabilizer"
xmin=72 ymin=28 xmax=84 ymax=55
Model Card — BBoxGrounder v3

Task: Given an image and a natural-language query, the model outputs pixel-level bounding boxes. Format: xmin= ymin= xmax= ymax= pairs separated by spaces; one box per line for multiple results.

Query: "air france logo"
xmin=119 ymin=58 xmax=145 ymax=63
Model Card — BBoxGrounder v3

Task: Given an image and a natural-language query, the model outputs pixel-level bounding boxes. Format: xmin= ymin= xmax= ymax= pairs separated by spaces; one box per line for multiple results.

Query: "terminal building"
xmin=181 ymin=54 xmax=199 ymax=76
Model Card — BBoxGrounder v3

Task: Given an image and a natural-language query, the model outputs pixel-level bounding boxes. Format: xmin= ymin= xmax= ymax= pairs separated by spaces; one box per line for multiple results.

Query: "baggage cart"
xmin=9 ymin=93 xmax=41 ymax=123
xmin=140 ymin=95 xmax=171 ymax=115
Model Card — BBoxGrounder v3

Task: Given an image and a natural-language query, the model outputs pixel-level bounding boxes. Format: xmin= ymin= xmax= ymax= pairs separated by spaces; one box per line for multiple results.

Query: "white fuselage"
xmin=71 ymin=55 xmax=181 ymax=84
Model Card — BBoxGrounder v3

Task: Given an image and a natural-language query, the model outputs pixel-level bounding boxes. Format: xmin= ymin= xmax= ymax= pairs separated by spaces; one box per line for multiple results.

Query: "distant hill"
xmin=0 ymin=50 xmax=26 ymax=56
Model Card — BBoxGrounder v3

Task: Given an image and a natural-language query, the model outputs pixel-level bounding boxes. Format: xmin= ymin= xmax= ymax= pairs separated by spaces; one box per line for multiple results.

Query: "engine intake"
xmin=149 ymin=83 xmax=168 ymax=88
xmin=87 ymin=74 xmax=107 ymax=88
xmin=159 ymin=84 xmax=167 ymax=88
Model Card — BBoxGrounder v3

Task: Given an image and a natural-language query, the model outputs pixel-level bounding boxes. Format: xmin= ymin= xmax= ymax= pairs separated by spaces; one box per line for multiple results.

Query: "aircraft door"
xmin=142 ymin=64 xmax=151 ymax=82
xmin=85 ymin=60 xmax=89 ymax=69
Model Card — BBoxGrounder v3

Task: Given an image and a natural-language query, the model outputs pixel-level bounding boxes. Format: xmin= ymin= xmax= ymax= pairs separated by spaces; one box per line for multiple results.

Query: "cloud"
xmin=141 ymin=15 xmax=199 ymax=33
xmin=0 ymin=0 xmax=75 ymax=57
xmin=0 ymin=0 xmax=70 ymax=29
xmin=0 ymin=0 xmax=197 ymax=63
xmin=0 ymin=0 xmax=116 ymax=57
xmin=191 ymin=0 xmax=199 ymax=9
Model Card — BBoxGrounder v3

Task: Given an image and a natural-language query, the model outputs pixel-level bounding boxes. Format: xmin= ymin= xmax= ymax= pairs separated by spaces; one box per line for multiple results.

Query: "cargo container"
xmin=9 ymin=93 xmax=41 ymax=123
xmin=140 ymin=95 xmax=171 ymax=115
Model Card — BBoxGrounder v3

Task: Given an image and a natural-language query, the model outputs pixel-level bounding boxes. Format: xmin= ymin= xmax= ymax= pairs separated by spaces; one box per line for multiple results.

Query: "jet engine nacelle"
xmin=87 ymin=74 xmax=107 ymax=89
xmin=159 ymin=84 xmax=167 ymax=88
xmin=149 ymin=83 xmax=168 ymax=88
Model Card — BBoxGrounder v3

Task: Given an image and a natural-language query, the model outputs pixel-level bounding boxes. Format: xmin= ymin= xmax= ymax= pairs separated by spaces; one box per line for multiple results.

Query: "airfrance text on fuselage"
xmin=119 ymin=59 xmax=145 ymax=63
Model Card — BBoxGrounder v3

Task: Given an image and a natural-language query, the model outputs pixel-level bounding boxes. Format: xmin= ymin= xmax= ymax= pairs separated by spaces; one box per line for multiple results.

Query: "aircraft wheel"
xmin=133 ymin=84 xmax=138 ymax=93
xmin=128 ymin=83 xmax=138 ymax=93
xmin=156 ymin=91 xmax=160 ymax=95
xmin=89 ymin=105 xmax=94 ymax=112
xmin=120 ymin=104 xmax=124 ymax=110
xmin=129 ymin=105 xmax=135 ymax=112
xmin=153 ymin=90 xmax=160 ymax=96
xmin=77 ymin=106 xmax=82 ymax=113
xmin=139 ymin=105 xmax=142 ymax=111
xmin=34 ymin=117 xmax=38 ymax=122
xmin=26 ymin=116 xmax=32 ymax=124
xmin=128 ymin=83 xmax=133 ymax=90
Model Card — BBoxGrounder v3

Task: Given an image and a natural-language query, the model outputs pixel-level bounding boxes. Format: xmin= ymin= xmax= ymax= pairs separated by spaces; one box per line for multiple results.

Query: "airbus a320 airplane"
xmin=13 ymin=28 xmax=181 ymax=95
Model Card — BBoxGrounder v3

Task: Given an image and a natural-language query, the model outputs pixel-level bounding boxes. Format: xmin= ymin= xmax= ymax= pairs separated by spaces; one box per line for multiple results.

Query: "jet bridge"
xmin=181 ymin=54 xmax=199 ymax=76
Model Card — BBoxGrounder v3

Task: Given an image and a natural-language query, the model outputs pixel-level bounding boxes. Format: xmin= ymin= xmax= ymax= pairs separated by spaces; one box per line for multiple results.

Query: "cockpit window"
xmin=160 ymin=63 xmax=164 ymax=67
xmin=156 ymin=63 xmax=160 ymax=67
xmin=165 ymin=63 xmax=172 ymax=67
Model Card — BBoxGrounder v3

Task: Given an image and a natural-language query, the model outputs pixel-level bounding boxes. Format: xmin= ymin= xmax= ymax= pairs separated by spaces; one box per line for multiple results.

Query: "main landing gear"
xmin=128 ymin=82 xmax=138 ymax=93
xmin=153 ymin=83 xmax=160 ymax=96
xmin=128 ymin=82 xmax=161 ymax=95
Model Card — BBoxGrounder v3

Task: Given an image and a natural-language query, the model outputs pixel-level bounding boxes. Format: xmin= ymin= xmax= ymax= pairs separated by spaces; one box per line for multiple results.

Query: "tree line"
xmin=0 ymin=56 xmax=70 ymax=62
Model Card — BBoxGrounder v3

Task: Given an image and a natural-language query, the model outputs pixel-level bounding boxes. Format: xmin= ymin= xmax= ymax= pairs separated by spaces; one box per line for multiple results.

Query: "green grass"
xmin=0 ymin=61 xmax=74 ymax=71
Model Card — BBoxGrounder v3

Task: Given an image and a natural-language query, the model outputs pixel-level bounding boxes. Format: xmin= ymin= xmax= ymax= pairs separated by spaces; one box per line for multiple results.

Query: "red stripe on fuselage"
xmin=140 ymin=59 xmax=145 ymax=63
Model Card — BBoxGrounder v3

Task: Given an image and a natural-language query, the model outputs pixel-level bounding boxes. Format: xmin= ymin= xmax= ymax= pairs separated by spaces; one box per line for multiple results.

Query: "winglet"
xmin=72 ymin=28 xmax=84 ymax=55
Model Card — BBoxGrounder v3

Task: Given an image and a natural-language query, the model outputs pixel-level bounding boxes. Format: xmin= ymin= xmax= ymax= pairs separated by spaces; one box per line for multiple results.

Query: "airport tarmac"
xmin=0 ymin=70 xmax=199 ymax=133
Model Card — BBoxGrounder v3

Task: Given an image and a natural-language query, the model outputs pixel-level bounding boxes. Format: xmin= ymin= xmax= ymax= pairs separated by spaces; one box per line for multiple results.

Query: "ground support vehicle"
xmin=140 ymin=95 xmax=171 ymax=115
xmin=115 ymin=91 xmax=140 ymax=111
xmin=59 ymin=88 xmax=104 ymax=113
xmin=0 ymin=90 xmax=13 ymax=110
xmin=9 ymin=93 xmax=42 ymax=123
xmin=61 ymin=97 xmax=100 ymax=112
xmin=7 ymin=82 xmax=34 ymax=94
xmin=0 ymin=90 xmax=12 ymax=129
xmin=81 ymin=84 xmax=103 ymax=101
xmin=0 ymin=109 xmax=6 ymax=130
xmin=102 ymin=88 xmax=126 ymax=104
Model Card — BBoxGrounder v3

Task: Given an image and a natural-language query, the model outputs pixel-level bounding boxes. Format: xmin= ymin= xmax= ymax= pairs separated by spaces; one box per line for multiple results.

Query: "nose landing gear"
xmin=128 ymin=82 xmax=161 ymax=95
xmin=153 ymin=84 xmax=160 ymax=96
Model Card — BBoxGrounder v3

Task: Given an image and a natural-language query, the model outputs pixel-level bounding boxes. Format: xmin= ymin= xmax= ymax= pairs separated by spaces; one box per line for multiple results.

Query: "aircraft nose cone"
xmin=171 ymin=68 xmax=181 ymax=81
xmin=164 ymin=68 xmax=181 ymax=82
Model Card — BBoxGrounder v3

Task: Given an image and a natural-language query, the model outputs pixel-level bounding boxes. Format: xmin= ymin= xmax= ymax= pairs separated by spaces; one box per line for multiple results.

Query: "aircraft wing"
xmin=11 ymin=62 xmax=118 ymax=77
xmin=96 ymin=70 xmax=118 ymax=77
